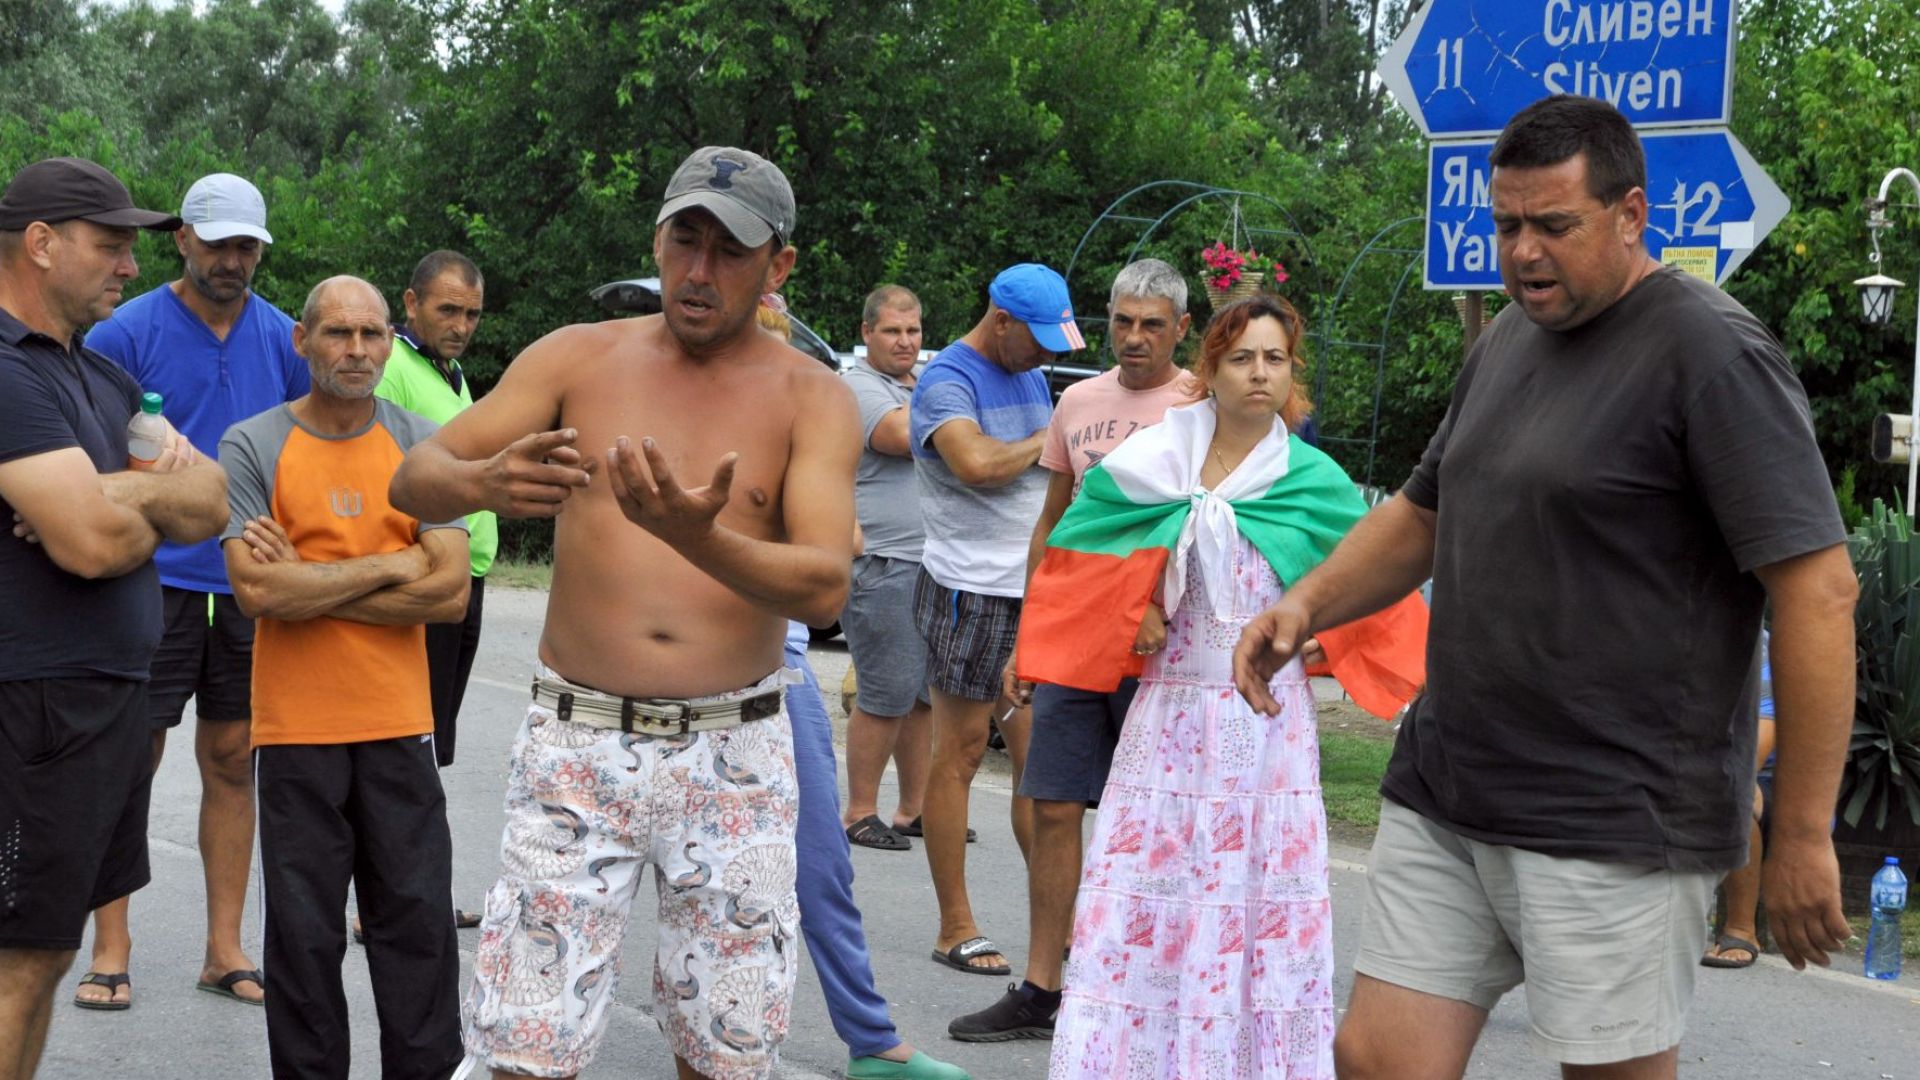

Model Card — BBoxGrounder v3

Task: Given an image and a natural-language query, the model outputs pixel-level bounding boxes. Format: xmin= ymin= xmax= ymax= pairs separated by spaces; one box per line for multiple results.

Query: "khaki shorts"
xmin=1354 ymin=801 xmax=1716 ymax=1066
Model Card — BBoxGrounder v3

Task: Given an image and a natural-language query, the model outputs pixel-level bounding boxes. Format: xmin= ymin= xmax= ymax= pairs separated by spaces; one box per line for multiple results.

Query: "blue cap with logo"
xmin=989 ymin=263 xmax=1085 ymax=354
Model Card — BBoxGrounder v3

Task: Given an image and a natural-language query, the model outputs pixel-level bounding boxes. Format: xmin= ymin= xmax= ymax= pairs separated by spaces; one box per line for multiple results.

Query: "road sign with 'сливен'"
xmin=1424 ymin=128 xmax=1789 ymax=290
xmin=1379 ymin=0 xmax=1736 ymax=138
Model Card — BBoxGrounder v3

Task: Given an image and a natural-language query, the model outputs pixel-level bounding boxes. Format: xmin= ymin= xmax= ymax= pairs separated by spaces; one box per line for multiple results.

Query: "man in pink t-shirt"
xmin=950 ymin=258 xmax=1193 ymax=1042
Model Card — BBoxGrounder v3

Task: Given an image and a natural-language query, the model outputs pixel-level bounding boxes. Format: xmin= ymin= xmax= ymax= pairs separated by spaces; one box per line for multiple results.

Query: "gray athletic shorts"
xmin=1354 ymin=801 xmax=1716 ymax=1066
xmin=841 ymin=554 xmax=931 ymax=716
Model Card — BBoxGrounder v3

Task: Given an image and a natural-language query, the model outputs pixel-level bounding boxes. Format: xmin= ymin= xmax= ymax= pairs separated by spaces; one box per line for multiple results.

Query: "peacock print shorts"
xmin=457 ymin=662 xmax=802 ymax=1080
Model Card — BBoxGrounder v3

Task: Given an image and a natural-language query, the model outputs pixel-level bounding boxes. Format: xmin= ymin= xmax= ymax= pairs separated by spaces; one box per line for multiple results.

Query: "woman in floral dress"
xmin=1018 ymin=295 xmax=1426 ymax=1079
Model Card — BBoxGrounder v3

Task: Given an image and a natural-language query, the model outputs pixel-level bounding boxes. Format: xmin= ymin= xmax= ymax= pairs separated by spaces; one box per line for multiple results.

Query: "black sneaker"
xmin=948 ymin=981 xmax=1058 ymax=1042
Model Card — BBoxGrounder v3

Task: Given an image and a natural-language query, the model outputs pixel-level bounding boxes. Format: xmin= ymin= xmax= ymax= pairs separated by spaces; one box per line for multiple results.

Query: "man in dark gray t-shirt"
xmin=1234 ymin=96 xmax=1857 ymax=1080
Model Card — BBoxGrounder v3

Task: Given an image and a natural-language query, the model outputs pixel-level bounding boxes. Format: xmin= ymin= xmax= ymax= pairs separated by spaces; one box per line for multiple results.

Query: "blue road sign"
xmin=1425 ymin=127 xmax=1789 ymax=290
xmin=1379 ymin=0 xmax=1736 ymax=138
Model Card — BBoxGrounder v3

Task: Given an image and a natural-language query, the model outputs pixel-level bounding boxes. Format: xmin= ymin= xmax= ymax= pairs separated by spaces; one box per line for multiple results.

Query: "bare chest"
xmin=562 ymin=362 xmax=796 ymax=528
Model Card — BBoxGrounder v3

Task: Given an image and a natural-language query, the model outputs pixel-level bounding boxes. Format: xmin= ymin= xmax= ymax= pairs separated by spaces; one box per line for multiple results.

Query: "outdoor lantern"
xmin=1855 ymin=272 xmax=1904 ymax=325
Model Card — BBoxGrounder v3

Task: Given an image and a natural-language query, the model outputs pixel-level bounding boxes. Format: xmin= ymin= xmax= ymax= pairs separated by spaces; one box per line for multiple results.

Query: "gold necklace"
xmin=1210 ymin=441 xmax=1250 ymax=475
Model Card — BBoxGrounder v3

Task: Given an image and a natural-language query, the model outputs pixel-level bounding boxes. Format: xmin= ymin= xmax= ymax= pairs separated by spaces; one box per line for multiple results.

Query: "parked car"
xmin=588 ymin=277 xmax=849 ymax=371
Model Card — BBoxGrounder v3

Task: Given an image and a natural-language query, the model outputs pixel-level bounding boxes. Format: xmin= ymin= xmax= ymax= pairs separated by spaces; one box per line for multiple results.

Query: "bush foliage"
xmin=4 ymin=0 xmax=1914 ymax=554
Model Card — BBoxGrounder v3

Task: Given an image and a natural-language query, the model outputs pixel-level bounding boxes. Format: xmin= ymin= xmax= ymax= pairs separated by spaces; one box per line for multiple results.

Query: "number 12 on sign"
xmin=1422 ymin=129 xmax=1789 ymax=290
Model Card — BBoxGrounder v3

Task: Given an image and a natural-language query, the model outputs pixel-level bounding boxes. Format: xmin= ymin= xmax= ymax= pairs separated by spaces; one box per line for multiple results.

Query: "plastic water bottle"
xmin=126 ymin=392 xmax=167 ymax=468
xmin=1864 ymin=856 xmax=1907 ymax=981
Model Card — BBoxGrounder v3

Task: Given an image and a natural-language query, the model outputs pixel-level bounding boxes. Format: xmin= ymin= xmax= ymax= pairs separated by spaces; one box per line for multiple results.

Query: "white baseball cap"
xmin=179 ymin=173 xmax=272 ymax=244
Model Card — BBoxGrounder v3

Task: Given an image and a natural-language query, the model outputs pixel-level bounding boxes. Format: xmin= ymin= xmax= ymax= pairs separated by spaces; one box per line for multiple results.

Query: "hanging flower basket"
xmin=1200 ymin=241 xmax=1288 ymax=306
xmin=1208 ymin=271 xmax=1266 ymax=306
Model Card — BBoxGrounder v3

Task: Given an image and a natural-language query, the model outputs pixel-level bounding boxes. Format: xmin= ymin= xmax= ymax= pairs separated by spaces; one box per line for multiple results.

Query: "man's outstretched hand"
xmin=1233 ymin=596 xmax=1313 ymax=715
xmin=482 ymin=428 xmax=596 ymax=518
xmin=607 ymin=436 xmax=736 ymax=547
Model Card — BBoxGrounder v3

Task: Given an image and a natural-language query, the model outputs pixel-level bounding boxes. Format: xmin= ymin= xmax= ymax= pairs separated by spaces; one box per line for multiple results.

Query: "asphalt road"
xmin=38 ymin=586 xmax=1920 ymax=1079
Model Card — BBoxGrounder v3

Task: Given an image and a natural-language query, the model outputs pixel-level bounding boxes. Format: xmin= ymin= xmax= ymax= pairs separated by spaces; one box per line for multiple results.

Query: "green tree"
xmin=403 ymin=0 xmax=1273 ymax=382
xmin=1727 ymin=0 xmax=1920 ymax=501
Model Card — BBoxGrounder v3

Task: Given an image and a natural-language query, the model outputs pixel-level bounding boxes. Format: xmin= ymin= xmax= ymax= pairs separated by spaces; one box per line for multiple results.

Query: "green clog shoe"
xmin=845 ymin=1049 xmax=973 ymax=1080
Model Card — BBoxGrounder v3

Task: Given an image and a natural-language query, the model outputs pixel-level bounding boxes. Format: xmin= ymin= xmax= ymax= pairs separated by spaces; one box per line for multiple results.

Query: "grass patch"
xmin=1845 ymin=906 xmax=1920 ymax=961
xmin=488 ymin=558 xmax=553 ymax=591
xmin=1320 ymin=729 xmax=1393 ymax=829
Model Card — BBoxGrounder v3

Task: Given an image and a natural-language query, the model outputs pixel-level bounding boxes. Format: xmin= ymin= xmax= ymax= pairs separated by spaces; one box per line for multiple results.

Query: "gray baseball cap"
xmin=180 ymin=173 xmax=272 ymax=244
xmin=655 ymin=147 xmax=794 ymax=248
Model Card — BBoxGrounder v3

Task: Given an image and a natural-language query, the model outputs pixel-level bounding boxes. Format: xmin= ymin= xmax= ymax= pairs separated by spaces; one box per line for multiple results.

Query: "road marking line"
xmin=471 ymin=673 xmax=528 ymax=694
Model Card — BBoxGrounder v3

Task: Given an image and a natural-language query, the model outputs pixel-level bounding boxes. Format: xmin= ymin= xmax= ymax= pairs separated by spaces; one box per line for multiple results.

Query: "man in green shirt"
xmin=375 ymin=251 xmax=496 ymax=783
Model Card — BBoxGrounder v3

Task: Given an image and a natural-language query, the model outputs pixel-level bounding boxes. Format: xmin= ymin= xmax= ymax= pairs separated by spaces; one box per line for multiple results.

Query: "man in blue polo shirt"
xmin=80 ymin=172 xmax=307 ymax=1010
xmin=910 ymin=262 xmax=1074 ymax=979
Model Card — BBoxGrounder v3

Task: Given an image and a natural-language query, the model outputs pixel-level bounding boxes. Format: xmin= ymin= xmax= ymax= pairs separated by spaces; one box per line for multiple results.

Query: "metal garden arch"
xmin=1065 ymin=181 xmax=1429 ymax=489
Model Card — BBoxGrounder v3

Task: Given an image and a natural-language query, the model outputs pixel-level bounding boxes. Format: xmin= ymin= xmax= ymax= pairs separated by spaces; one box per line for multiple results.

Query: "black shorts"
xmin=911 ymin=567 xmax=1023 ymax=703
xmin=0 ymin=677 xmax=152 ymax=949
xmin=148 ymin=586 xmax=254 ymax=727
xmin=1018 ymin=679 xmax=1141 ymax=806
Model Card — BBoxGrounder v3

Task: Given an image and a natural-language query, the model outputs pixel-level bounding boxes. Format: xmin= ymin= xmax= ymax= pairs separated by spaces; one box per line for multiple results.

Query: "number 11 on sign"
xmin=1433 ymin=37 xmax=1462 ymax=91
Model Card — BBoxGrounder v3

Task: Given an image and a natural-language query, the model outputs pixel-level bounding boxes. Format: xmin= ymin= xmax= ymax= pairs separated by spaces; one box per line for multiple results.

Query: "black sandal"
xmin=1701 ymin=933 xmax=1761 ymax=969
xmin=931 ymin=936 xmax=1011 ymax=975
xmin=897 ymin=815 xmax=976 ymax=843
xmin=196 ymin=968 xmax=265 ymax=1005
xmin=846 ymin=815 xmax=911 ymax=851
xmin=73 ymin=971 xmax=131 ymax=1011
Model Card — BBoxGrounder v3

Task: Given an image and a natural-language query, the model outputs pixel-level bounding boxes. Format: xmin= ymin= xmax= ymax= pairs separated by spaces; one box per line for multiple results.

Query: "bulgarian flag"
xmin=1015 ymin=401 xmax=1427 ymax=719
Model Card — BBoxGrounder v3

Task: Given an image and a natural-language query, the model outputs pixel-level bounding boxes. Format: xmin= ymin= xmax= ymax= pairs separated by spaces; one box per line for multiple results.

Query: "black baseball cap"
xmin=0 ymin=157 xmax=182 ymax=232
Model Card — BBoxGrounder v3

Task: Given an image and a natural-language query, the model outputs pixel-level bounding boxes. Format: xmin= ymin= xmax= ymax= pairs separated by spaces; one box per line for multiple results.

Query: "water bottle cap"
xmin=140 ymin=392 xmax=163 ymax=414
xmin=1888 ymin=856 xmax=1902 ymax=865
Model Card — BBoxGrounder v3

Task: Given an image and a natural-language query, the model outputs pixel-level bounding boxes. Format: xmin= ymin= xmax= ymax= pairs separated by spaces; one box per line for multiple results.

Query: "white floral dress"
xmin=1049 ymin=531 xmax=1334 ymax=1079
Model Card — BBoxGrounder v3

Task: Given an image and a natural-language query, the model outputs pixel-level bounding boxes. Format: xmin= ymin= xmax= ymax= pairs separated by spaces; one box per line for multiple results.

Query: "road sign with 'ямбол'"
xmin=1424 ymin=127 xmax=1789 ymax=290
xmin=1379 ymin=0 xmax=1736 ymax=138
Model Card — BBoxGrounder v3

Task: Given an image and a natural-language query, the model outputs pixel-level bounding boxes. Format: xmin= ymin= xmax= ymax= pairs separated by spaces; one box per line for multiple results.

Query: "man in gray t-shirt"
xmin=1235 ymin=97 xmax=1856 ymax=1079
xmin=838 ymin=285 xmax=936 ymax=854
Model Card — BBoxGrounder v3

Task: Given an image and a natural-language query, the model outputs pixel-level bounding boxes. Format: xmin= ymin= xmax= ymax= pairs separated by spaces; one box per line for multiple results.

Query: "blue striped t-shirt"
xmin=909 ymin=341 xmax=1051 ymax=597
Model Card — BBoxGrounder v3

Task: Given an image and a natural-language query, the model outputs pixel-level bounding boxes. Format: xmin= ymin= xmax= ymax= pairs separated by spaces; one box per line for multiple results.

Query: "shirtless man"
xmin=391 ymin=146 xmax=857 ymax=1080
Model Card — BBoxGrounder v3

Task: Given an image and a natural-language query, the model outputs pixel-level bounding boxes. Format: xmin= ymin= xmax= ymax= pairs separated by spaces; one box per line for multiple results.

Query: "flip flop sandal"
xmin=455 ymin=908 xmax=482 ymax=929
xmin=73 ymin=971 xmax=131 ymax=1011
xmin=931 ymin=935 xmax=1011 ymax=976
xmin=1700 ymin=933 xmax=1761 ymax=969
xmin=846 ymin=815 xmax=912 ymax=851
xmin=897 ymin=815 xmax=976 ymax=843
xmin=196 ymin=968 xmax=266 ymax=1005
